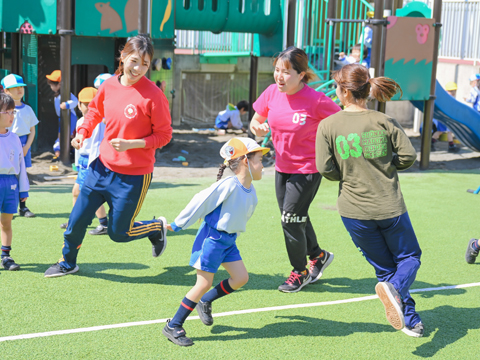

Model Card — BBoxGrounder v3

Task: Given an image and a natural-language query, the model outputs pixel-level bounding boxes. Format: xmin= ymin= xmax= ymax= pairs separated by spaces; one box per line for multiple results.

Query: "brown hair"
xmin=216 ymin=153 xmax=256 ymax=181
xmin=115 ymin=35 xmax=154 ymax=75
xmin=0 ymin=93 xmax=15 ymax=111
xmin=273 ymin=46 xmax=313 ymax=83
xmin=333 ymin=63 xmax=402 ymax=102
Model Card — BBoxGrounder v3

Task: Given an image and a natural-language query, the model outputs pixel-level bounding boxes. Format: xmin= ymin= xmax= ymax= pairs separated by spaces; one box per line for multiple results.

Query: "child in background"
xmin=431 ymin=81 xmax=460 ymax=153
xmin=0 ymin=92 xmax=29 ymax=271
xmin=45 ymin=70 xmax=78 ymax=161
xmin=1 ymin=74 xmax=39 ymax=217
xmin=60 ymin=86 xmax=109 ymax=235
xmin=316 ymin=64 xmax=423 ymax=337
xmin=464 ymin=74 xmax=480 ymax=113
xmin=215 ymin=100 xmax=249 ymax=132
xmin=162 ymin=137 xmax=269 ymax=347
xmin=338 ymin=44 xmax=369 ymax=68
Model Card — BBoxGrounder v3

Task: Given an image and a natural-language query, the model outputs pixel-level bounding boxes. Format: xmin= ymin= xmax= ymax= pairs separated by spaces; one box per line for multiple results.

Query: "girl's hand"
xmin=23 ymin=146 xmax=29 ymax=157
xmin=251 ymin=122 xmax=270 ymax=137
xmin=59 ymin=102 xmax=67 ymax=110
xmin=166 ymin=224 xmax=173 ymax=231
xmin=71 ymin=134 xmax=84 ymax=150
xmin=110 ymin=138 xmax=131 ymax=152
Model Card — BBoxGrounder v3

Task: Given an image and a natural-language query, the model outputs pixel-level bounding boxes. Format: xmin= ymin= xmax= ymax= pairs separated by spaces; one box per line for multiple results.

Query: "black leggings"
xmin=275 ymin=171 xmax=323 ymax=272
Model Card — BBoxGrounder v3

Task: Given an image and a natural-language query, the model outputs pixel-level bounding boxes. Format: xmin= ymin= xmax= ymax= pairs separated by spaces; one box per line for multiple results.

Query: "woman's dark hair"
xmin=273 ymin=46 xmax=313 ymax=83
xmin=0 ymin=93 xmax=15 ymax=112
xmin=115 ymin=35 xmax=154 ymax=75
xmin=333 ymin=63 xmax=402 ymax=102
xmin=217 ymin=153 xmax=256 ymax=181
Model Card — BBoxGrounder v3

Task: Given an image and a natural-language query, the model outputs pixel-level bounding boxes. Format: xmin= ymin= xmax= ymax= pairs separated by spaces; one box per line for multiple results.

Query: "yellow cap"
xmin=445 ymin=82 xmax=457 ymax=91
xmin=78 ymin=87 xmax=98 ymax=103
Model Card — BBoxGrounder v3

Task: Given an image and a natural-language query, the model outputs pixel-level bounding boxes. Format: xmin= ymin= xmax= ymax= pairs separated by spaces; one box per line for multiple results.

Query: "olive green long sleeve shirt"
xmin=316 ymin=110 xmax=417 ymax=220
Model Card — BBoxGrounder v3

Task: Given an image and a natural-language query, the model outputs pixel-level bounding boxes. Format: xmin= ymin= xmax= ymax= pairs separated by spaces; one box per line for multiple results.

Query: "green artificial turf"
xmin=1 ymin=170 xmax=479 ymax=359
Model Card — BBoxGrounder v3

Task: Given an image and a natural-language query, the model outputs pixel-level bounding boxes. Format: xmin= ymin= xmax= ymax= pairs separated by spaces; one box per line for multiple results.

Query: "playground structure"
xmin=0 ymin=0 xmax=476 ymax=169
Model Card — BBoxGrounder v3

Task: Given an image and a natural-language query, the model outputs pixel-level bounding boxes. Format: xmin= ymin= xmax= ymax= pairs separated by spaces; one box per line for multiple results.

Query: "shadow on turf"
xmin=411 ymin=305 xmax=480 ymax=358
xmin=195 ymin=315 xmax=394 ymax=342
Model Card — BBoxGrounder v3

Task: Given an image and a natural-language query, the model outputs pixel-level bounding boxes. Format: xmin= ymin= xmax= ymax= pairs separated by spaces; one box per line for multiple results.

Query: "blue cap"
xmin=1 ymin=74 xmax=27 ymax=89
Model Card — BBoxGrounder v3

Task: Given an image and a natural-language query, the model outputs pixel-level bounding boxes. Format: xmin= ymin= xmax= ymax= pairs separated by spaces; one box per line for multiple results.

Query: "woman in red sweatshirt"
xmin=45 ymin=35 xmax=172 ymax=278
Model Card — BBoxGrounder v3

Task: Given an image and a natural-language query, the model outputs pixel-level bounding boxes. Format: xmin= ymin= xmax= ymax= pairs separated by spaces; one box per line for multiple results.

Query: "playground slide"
xmin=411 ymin=80 xmax=480 ymax=152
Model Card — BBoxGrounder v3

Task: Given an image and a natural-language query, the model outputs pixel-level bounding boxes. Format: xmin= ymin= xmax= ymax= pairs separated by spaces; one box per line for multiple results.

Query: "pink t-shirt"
xmin=253 ymin=84 xmax=341 ymax=174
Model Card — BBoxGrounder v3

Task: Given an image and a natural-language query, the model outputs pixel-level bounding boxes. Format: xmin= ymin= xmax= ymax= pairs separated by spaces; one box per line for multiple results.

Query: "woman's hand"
xmin=71 ymin=134 xmax=85 ymax=150
xmin=110 ymin=138 xmax=132 ymax=152
xmin=250 ymin=112 xmax=269 ymax=137
xmin=251 ymin=121 xmax=270 ymax=137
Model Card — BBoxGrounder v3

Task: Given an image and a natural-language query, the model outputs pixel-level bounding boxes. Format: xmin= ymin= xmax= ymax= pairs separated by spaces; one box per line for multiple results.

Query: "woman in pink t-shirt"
xmin=250 ymin=47 xmax=341 ymax=293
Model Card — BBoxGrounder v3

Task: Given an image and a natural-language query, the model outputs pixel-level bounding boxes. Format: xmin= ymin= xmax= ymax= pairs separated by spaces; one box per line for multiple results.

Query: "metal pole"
xmin=11 ymin=33 xmax=20 ymax=75
xmin=420 ymin=0 xmax=443 ymax=170
xmin=371 ymin=0 xmax=385 ymax=113
xmin=248 ymin=34 xmax=258 ymax=140
xmin=324 ymin=0 xmax=336 ymax=72
xmin=59 ymin=0 xmax=73 ymax=164
xmin=286 ymin=0 xmax=297 ymax=47
xmin=138 ymin=0 xmax=149 ymax=35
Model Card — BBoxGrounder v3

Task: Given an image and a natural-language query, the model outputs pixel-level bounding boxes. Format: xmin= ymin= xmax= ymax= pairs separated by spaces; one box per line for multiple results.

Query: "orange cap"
xmin=78 ymin=87 xmax=98 ymax=103
xmin=46 ymin=70 xmax=61 ymax=82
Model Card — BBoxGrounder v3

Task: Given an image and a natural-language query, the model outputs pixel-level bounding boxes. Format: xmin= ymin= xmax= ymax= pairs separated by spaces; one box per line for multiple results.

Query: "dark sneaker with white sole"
xmin=402 ymin=322 xmax=424 ymax=337
xmin=197 ymin=301 xmax=213 ymax=326
xmin=44 ymin=263 xmax=79 ymax=278
xmin=19 ymin=207 xmax=35 ymax=217
xmin=309 ymin=250 xmax=334 ymax=283
xmin=465 ymin=238 xmax=479 ymax=264
xmin=278 ymin=269 xmax=311 ymax=293
xmin=88 ymin=225 xmax=108 ymax=235
xmin=162 ymin=320 xmax=194 ymax=346
xmin=375 ymin=282 xmax=405 ymax=330
xmin=2 ymin=257 xmax=20 ymax=271
xmin=148 ymin=216 xmax=167 ymax=257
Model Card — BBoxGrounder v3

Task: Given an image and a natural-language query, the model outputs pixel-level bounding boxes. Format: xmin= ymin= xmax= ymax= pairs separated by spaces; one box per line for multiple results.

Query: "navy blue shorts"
xmin=19 ymin=135 xmax=32 ymax=168
xmin=189 ymin=222 xmax=242 ymax=273
xmin=0 ymin=175 xmax=19 ymax=214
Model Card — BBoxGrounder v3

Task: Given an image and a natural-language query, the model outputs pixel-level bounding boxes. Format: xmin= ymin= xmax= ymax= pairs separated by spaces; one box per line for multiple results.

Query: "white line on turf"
xmin=1 ymin=281 xmax=479 ymax=343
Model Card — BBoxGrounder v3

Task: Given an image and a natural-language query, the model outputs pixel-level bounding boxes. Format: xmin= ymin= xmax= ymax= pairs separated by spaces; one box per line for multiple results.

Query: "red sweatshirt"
xmin=78 ymin=75 xmax=172 ymax=175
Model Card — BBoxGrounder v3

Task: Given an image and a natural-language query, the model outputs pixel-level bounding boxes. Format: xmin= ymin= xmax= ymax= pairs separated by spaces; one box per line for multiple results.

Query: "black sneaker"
xmin=19 ymin=207 xmax=36 ymax=218
xmin=88 ymin=225 xmax=108 ymax=235
xmin=2 ymin=257 xmax=20 ymax=271
xmin=162 ymin=320 xmax=194 ymax=346
xmin=60 ymin=222 xmax=68 ymax=229
xmin=402 ymin=322 xmax=424 ymax=338
xmin=465 ymin=238 xmax=479 ymax=264
xmin=197 ymin=301 xmax=213 ymax=326
xmin=278 ymin=270 xmax=311 ymax=293
xmin=44 ymin=263 xmax=79 ymax=278
xmin=375 ymin=282 xmax=405 ymax=330
xmin=148 ymin=216 xmax=167 ymax=257
xmin=448 ymin=144 xmax=460 ymax=153
xmin=309 ymin=250 xmax=334 ymax=283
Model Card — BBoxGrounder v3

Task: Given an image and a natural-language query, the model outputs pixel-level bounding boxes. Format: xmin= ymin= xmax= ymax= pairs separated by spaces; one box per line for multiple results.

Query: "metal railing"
xmin=439 ymin=0 xmax=480 ymax=60
xmin=175 ymin=30 xmax=252 ymax=53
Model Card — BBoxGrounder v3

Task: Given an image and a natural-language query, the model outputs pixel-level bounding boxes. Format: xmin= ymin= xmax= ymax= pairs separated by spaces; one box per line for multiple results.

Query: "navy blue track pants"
xmin=59 ymin=158 xmax=161 ymax=269
xmin=341 ymin=212 xmax=422 ymax=328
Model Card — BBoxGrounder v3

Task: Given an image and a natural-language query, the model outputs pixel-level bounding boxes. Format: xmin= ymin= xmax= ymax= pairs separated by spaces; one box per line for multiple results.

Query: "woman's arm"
xmin=249 ymin=112 xmax=270 ymax=137
xmin=315 ymin=123 xmax=341 ymax=181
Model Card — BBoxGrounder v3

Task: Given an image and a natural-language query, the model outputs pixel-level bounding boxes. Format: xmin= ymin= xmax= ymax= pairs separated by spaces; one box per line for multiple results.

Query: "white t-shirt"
xmin=0 ymin=131 xmax=29 ymax=193
xmin=7 ymin=103 xmax=39 ymax=137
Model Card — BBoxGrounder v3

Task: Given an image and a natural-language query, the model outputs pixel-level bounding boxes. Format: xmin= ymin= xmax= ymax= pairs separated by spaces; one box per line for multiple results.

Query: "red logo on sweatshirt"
xmin=124 ymin=104 xmax=137 ymax=119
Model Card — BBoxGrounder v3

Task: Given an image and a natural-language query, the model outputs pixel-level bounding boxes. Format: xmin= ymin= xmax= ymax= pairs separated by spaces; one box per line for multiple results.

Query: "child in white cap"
xmin=1 ymin=74 xmax=39 ymax=217
xmin=162 ymin=137 xmax=269 ymax=347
